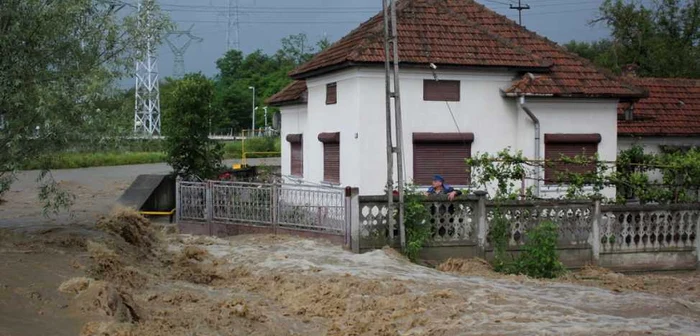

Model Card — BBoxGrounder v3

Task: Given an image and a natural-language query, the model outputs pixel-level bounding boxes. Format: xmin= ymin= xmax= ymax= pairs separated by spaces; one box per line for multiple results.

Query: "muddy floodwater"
xmin=0 ymin=164 xmax=698 ymax=335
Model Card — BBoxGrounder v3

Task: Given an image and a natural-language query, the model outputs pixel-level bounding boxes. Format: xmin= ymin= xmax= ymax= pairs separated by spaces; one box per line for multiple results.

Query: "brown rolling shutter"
xmin=326 ymin=82 xmax=337 ymax=105
xmin=544 ymin=134 xmax=600 ymax=184
xmin=423 ymin=80 xmax=460 ymax=101
xmin=287 ymin=134 xmax=303 ymax=177
xmin=323 ymin=143 xmax=340 ymax=183
xmin=413 ymin=133 xmax=472 ymax=186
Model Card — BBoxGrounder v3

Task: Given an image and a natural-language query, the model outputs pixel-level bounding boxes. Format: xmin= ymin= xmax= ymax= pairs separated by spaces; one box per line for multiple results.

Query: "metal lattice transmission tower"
xmin=165 ymin=25 xmax=203 ymax=78
xmin=227 ymin=0 xmax=241 ymax=50
xmin=134 ymin=0 xmax=161 ymax=136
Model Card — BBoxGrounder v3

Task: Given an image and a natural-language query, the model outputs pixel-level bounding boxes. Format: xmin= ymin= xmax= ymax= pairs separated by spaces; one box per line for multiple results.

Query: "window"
xmin=326 ymin=82 xmax=337 ymax=105
xmin=318 ymin=132 xmax=340 ymax=183
xmin=423 ymin=80 xmax=460 ymax=101
xmin=544 ymin=133 xmax=601 ymax=184
xmin=286 ymin=134 xmax=303 ymax=177
xmin=413 ymin=133 xmax=473 ymax=185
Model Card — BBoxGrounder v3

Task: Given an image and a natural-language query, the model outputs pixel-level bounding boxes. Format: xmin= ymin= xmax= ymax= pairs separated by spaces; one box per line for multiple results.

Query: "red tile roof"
xmin=618 ymin=77 xmax=700 ymax=137
xmin=283 ymin=0 xmax=645 ymax=99
xmin=266 ymin=80 xmax=307 ymax=106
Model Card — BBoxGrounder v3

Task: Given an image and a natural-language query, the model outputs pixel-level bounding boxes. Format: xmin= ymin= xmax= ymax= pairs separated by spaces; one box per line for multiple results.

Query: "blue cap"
xmin=433 ymin=175 xmax=444 ymax=183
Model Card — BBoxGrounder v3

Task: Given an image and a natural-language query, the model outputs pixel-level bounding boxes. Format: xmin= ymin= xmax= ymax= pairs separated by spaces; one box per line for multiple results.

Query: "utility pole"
xmin=382 ymin=0 xmax=395 ymax=243
xmin=249 ymin=86 xmax=256 ymax=134
xmin=165 ymin=25 xmax=203 ymax=78
xmin=134 ymin=0 xmax=161 ymax=136
xmin=510 ymin=0 xmax=530 ymax=26
xmin=383 ymin=0 xmax=406 ymax=248
xmin=263 ymin=106 xmax=268 ymax=128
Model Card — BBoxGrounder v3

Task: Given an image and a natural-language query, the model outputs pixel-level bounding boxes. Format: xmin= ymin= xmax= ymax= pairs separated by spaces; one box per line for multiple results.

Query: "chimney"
xmin=621 ymin=64 xmax=639 ymax=77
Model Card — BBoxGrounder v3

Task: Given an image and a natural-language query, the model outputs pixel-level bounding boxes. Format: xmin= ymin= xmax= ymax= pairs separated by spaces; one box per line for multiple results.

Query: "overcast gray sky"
xmin=150 ymin=0 xmax=609 ymax=79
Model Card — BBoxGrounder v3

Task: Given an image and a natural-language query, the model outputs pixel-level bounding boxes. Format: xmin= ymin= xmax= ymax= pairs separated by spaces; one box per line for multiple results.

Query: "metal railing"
xmin=177 ymin=180 xmax=348 ymax=236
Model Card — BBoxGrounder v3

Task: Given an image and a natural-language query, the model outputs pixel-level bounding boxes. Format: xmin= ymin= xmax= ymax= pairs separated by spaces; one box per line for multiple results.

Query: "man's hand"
xmin=448 ymin=191 xmax=457 ymax=201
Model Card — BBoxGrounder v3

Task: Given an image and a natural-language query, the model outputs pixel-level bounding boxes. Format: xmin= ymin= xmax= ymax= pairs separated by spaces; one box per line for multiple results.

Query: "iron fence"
xmin=177 ymin=180 xmax=347 ymax=236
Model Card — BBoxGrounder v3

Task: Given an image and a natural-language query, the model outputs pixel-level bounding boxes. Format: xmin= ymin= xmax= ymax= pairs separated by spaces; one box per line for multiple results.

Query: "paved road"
xmin=0 ymin=158 xmax=280 ymax=228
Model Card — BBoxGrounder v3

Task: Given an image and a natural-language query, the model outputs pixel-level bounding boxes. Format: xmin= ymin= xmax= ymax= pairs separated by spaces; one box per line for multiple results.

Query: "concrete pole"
xmin=382 ymin=0 xmax=395 ymax=242
xmin=390 ymin=0 xmax=406 ymax=249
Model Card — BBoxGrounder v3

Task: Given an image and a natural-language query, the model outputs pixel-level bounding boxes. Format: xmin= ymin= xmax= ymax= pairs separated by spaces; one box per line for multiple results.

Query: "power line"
xmin=160 ymin=4 xmax=380 ymax=9
xmin=482 ymin=0 xmax=518 ymax=6
xmin=510 ymin=0 xmax=531 ymax=25
xmin=173 ymin=19 xmax=363 ymax=25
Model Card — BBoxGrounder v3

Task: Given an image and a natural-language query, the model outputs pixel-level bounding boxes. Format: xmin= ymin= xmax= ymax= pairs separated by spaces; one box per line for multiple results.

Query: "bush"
xmin=163 ymin=74 xmax=223 ymax=179
xmin=401 ymin=186 xmax=431 ymax=261
xmin=510 ymin=221 xmax=565 ymax=278
xmin=489 ymin=210 xmax=511 ymax=272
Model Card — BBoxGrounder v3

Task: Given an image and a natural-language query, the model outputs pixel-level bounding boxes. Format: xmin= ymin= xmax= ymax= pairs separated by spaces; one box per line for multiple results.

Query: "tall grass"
xmin=20 ymin=137 xmax=281 ymax=170
xmin=21 ymin=152 xmax=167 ymax=170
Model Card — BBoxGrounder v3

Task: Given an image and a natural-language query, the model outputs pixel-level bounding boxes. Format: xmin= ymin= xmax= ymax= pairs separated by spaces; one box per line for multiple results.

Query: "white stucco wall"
xmin=280 ymin=67 xmax=621 ymax=199
xmin=280 ymin=105 xmax=307 ymax=182
xmin=280 ymin=69 xmax=362 ymax=187
xmin=524 ymin=99 xmax=619 ymax=199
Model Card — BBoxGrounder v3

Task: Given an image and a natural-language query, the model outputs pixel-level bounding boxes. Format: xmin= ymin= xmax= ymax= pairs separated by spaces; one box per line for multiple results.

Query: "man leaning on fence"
xmin=425 ymin=175 xmax=462 ymax=201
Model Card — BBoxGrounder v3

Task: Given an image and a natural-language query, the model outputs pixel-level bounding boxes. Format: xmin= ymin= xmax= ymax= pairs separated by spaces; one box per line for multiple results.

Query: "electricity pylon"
xmin=134 ymin=0 xmax=161 ymax=136
xmin=165 ymin=25 xmax=203 ymax=78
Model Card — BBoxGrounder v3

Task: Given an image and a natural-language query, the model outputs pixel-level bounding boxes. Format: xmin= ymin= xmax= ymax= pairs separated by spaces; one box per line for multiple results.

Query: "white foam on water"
xmin=180 ymin=235 xmax=700 ymax=335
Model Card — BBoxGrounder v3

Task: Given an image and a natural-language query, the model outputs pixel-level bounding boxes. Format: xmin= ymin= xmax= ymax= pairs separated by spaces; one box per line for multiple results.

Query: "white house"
xmin=267 ymin=0 xmax=646 ymax=197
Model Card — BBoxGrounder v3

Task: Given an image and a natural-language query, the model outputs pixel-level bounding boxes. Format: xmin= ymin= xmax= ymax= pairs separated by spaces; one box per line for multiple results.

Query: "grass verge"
xmin=20 ymin=138 xmax=282 ymax=170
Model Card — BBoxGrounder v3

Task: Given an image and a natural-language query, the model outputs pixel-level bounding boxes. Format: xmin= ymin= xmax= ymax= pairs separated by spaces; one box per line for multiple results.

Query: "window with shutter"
xmin=412 ymin=133 xmax=473 ymax=186
xmin=318 ymin=132 xmax=340 ymax=183
xmin=286 ymin=134 xmax=303 ymax=177
xmin=544 ymin=133 xmax=601 ymax=184
xmin=326 ymin=82 xmax=337 ymax=105
xmin=423 ymin=80 xmax=460 ymax=101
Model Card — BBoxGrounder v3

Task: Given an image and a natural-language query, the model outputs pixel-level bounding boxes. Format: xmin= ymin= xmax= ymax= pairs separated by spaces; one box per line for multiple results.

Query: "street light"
xmin=248 ymin=86 xmax=255 ymax=134
xmin=263 ymin=106 xmax=268 ymax=128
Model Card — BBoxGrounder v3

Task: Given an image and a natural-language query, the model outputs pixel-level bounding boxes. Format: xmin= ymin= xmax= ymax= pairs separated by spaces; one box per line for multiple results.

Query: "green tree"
xmin=211 ymin=33 xmax=334 ymax=134
xmin=163 ymin=73 xmax=222 ymax=179
xmin=566 ymin=0 xmax=700 ymax=78
xmin=0 ymin=0 xmax=170 ymax=210
xmin=277 ymin=33 xmax=316 ymax=65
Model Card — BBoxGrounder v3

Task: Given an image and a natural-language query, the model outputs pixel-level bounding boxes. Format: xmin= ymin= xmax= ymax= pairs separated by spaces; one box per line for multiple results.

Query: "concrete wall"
xmin=281 ymin=67 xmax=621 ymax=197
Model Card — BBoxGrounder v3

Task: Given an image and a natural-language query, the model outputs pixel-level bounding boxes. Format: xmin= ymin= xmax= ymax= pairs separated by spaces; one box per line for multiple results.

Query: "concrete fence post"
xmin=474 ymin=190 xmax=488 ymax=258
xmin=591 ymin=198 xmax=602 ymax=265
xmin=347 ymin=187 xmax=360 ymax=254
xmin=206 ymin=181 xmax=213 ymax=236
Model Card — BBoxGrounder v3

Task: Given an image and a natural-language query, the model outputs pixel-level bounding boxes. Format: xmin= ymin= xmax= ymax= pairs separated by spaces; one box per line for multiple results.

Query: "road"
xmin=0 ymin=158 xmax=280 ymax=229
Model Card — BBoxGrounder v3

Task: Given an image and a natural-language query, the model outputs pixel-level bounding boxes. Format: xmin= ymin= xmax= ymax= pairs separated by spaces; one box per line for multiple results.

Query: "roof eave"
xmin=291 ymin=61 xmax=553 ymax=80
xmin=618 ymin=132 xmax=700 ymax=138
xmin=501 ymin=89 xmax=647 ymax=99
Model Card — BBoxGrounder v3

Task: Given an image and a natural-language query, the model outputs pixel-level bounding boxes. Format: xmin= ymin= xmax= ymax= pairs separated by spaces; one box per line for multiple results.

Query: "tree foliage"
xmin=0 ymin=0 xmax=170 ymax=209
xmin=565 ymin=0 xmax=700 ymax=78
xmin=467 ymin=145 xmax=700 ymax=204
xmin=163 ymin=73 xmax=222 ymax=180
xmin=212 ymin=33 xmax=331 ymax=134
